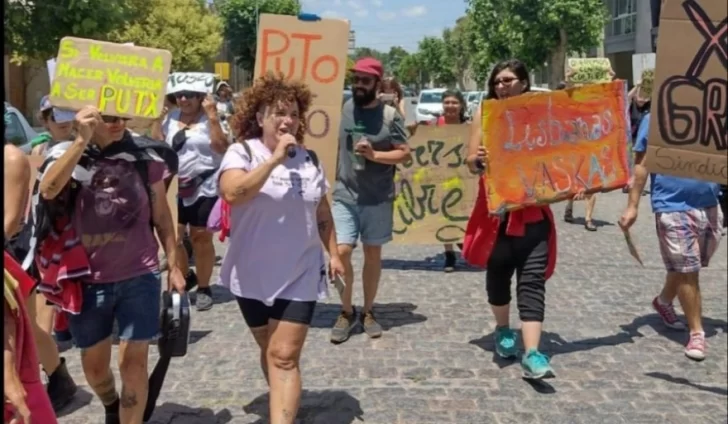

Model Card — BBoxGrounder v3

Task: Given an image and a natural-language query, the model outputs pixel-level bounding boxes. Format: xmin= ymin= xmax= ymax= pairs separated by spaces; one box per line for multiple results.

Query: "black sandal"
xmin=584 ymin=220 xmax=597 ymax=231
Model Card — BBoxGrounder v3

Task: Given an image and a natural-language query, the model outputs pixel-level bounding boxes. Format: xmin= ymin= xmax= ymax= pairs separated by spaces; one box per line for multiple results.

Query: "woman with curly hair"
xmin=218 ymin=72 xmax=345 ymax=423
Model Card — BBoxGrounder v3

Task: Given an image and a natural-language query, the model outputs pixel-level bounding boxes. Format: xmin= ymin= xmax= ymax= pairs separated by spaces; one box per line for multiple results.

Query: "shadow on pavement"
xmin=619 ymin=314 xmax=727 ymax=345
xmin=243 ymin=389 xmax=364 ymax=424
xmin=56 ymin=386 xmax=94 ymax=418
xmin=381 ymin=252 xmax=481 ymax=273
xmin=561 ymin=217 xmax=615 ymax=228
xmin=644 ymin=372 xmax=728 ymax=396
xmin=311 ymin=302 xmax=427 ymax=330
xmin=146 ymin=403 xmax=232 ymax=423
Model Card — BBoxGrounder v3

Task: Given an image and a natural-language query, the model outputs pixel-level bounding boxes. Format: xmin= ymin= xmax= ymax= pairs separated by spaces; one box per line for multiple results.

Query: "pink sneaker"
xmin=652 ymin=296 xmax=686 ymax=330
xmin=685 ymin=332 xmax=706 ymax=361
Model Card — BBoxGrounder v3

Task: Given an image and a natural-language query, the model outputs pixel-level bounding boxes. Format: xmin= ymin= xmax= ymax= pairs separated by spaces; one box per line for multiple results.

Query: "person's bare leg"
xmin=249 ymin=326 xmax=270 ymax=385
xmin=80 ymin=338 xmax=118 ymax=408
xmin=521 ymin=321 xmax=542 ymax=351
xmin=491 ymin=305 xmax=510 ymax=327
xmin=27 ymin=292 xmax=61 ymax=374
xmin=677 ymin=272 xmax=703 ymax=333
xmin=266 ymin=320 xmax=309 ymax=424
xmin=361 ymin=244 xmax=382 ymax=314
xmin=117 ymin=341 xmax=150 ymax=424
xmin=336 ymin=244 xmax=355 ymax=315
xmin=659 ymin=272 xmax=681 ymax=304
xmin=176 ymin=224 xmax=190 ymax=276
xmin=443 ymin=243 xmax=454 ymax=252
xmin=189 ymin=227 xmax=215 ymax=289
xmin=585 ymin=194 xmax=596 ymax=222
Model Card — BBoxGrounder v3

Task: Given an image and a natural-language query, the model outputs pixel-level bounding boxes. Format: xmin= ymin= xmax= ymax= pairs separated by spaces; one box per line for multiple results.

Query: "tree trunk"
xmin=548 ymin=28 xmax=568 ymax=89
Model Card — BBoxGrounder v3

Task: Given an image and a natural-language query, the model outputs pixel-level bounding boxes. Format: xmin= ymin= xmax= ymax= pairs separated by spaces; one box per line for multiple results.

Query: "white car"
xmin=413 ymin=88 xmax=446 ymax=123
xmin=530 ymin=87 xmax=551 ymax=93
xmin=4 ymin=102 xmax=39 ymax=154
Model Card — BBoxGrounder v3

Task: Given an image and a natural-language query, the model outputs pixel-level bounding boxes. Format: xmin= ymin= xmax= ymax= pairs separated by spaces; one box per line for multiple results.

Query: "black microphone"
xmin=287 ymin=145 xmax=297 ymax=158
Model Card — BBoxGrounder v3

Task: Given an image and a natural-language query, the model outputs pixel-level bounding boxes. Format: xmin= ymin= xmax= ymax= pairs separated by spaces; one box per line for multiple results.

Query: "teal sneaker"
xmin=521 ymin=349 xmax=555 ymax=380
xmin=494 ymin=326 xmax=518 ymax=359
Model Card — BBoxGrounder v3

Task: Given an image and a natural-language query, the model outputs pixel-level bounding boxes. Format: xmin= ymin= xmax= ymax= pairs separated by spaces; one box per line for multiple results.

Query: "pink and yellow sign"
xmin=481 ymin=81 xmax=631 ymax=213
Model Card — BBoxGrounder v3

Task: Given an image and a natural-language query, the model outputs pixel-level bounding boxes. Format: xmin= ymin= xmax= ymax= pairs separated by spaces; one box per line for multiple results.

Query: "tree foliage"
xmin=217 ymin=0 xmax=301 ymax=71
xmin=418 ymin=37 xmax=456 ymax=87
xmin=467 ymin=0 xmax=607 ymax=86
xmin=111 ymin=0 xmax=223 ymax=71
xmin=442 ymin=16 xmax=476 ymax=89
xmin=4 ymin=0 xmax=133 ymax=63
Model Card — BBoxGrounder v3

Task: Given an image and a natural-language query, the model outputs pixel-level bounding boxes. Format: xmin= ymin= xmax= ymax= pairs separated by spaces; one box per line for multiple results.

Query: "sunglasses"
xmin=174 ymin=91 xmax=200 ymax=99
xmin=101 ymin=115 xmax=130 ymax=124
xmin=494 ymin=76 xmax=519 ymax=86
xmin=351 ymin=76 xmax=374 ymax=85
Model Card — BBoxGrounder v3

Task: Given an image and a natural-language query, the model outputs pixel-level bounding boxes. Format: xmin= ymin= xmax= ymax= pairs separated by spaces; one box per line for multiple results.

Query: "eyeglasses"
xmin=101 ymin=115 xmax=129 ymax=124
xmin=351 ymin=76 xmax=374 ymax=85
xmin=174 ymin=91 xmax=200 ymax=99
xmin=494 ymin=77 xmax=519 ymax=86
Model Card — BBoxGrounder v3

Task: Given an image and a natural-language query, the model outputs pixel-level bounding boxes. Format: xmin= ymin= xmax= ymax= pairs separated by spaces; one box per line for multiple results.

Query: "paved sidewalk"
xmin=57 ymin=191 xmax=727 ymax=424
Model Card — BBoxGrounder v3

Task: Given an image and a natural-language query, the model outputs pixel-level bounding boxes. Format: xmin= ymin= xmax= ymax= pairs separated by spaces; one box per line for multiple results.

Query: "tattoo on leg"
xmin=120 ymin=387 xmax=138 ymax=409
xmin=317 ymin=219 xmax=329 ymax=233
xmin=92 ymin=374 xmax=118 ymax=405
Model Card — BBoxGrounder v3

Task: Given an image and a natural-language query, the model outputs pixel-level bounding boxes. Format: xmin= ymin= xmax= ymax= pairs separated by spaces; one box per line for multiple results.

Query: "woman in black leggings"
xmin=464 ymin=59 xmax=561 ymax=380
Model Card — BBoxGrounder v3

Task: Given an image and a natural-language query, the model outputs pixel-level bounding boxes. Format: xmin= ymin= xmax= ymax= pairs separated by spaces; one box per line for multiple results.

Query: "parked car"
xmin=4 ymin=102 xmax=38 ymax=154
xmin=413 ymin=88 xmax=446 ymax=123
xmin=530 ymin=87 xmax=552 ymax=93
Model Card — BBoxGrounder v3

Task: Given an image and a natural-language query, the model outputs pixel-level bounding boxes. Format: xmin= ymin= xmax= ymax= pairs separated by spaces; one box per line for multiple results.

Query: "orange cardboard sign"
xmin=481 ymin=81 xmax=632 ymax=213
xmin=254 ymin=14 xmax=350 ymax=189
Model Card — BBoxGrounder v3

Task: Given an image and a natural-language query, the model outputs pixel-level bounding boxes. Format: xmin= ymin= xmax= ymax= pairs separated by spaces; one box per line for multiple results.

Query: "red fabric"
xmin=462 ymin=178 xmax=557 ymax=280
xmin=35 ymin=219 xmax=91 ymax=314
xmin=4 ymin=251 xmax=35 ymax=299
xmin=219 ymin=200 xmax=231 ymax=242
xmin=436 ymin=116 xmax=446 ymax=126
xmin=3 ymin=274 xmax=58 ymax=424
xmin=54 ymin=310 xmax=69 ymax=332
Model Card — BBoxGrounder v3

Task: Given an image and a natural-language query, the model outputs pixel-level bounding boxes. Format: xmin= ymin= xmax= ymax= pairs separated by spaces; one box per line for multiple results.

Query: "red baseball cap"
xmin=350 ymin=57 xmax=383 ymax=79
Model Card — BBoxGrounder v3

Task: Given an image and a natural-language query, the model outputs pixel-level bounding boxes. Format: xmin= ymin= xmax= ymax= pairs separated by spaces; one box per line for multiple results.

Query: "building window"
xmin=605 ymin=0 xmax=637 ymax=36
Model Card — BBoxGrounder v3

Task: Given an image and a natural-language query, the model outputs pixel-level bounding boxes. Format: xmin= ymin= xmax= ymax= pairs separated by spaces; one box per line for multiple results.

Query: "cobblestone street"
xmin=57 ymin=191 xmax=728 ymax=424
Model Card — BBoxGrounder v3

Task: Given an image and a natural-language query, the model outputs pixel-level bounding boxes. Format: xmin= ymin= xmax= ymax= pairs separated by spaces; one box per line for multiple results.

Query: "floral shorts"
xmin=655 ymin=206 xmax=724 ymax=273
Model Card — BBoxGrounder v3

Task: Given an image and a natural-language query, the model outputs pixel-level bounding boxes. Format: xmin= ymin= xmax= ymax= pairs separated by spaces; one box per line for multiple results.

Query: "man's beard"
xmin=353 ymin=86 xmax=377 ymax=106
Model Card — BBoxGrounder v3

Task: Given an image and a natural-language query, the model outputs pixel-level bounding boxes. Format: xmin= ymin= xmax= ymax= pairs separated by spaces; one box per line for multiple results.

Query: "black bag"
xmin=158 ymin=291 xmax=191 ymax=358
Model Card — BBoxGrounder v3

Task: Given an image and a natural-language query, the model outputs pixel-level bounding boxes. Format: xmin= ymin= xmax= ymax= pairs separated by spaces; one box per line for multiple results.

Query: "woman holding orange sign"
xmin=462 ymin=59 xmax=574 ymax=380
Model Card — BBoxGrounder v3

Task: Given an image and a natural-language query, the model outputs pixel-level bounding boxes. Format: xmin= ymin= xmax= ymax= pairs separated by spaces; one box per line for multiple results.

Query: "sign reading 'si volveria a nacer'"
xmin=49 ymin=37 xmax=172 ymax=119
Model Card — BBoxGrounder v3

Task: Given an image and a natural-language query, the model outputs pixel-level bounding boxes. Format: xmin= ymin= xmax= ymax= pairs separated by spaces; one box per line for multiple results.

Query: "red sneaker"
xmin=652 ymin=296 xmax=686 ymax=330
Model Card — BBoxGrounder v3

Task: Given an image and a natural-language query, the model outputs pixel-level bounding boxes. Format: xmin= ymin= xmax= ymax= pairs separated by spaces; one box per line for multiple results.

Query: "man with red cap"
xmin=330 ymin=57 xmax=411 ymax=343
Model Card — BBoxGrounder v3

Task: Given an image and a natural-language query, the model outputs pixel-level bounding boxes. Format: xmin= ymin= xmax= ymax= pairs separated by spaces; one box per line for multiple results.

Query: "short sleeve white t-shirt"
xmin=217 ymin=139 xmax=330 ymax=305
xmin=162 ymin=109 xmax=223 ymax=206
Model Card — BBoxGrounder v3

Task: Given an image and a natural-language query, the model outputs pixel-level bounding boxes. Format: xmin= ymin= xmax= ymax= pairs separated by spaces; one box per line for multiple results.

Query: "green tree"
xmin=417 ymin=36 xmax=456 ymax=87
xmin=442 ymin=16 xmax=476 ymax=89
xmin=467 ymin=0 xmax=606 ymax=87
xmin=111 ymin=0 xmax=223 ymax=71
xmin=395 ymin=53 xmax=424 ymax=88
xmin=217 ymin=0 xmax=301 ymax=71
xmin=385 ymin=46 xmax=409 ymax=77
xmin=4 ymin=0 xmax=133 ymax=63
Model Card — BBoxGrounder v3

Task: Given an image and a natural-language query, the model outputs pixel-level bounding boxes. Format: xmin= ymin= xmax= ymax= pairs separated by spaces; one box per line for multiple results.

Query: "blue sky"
xmin=300 ymin=0 xmax=468 ymax=53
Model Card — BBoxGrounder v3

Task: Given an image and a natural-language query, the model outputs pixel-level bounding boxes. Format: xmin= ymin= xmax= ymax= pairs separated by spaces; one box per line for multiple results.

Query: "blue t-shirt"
xmin=634 ymin=113 xmax=720 ymax=213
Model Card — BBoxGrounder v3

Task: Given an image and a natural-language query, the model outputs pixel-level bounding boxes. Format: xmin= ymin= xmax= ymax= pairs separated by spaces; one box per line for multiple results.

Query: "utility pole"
xmin=348 ymin=30 xmax=356 ymax=55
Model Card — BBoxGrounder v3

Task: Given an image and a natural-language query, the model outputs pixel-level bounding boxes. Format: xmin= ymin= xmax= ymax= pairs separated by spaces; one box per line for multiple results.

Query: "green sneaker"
xmin=494 ymin=326 xmax=518 ymax=359
xmin=521 ymin=349 xmax=555 ymax=380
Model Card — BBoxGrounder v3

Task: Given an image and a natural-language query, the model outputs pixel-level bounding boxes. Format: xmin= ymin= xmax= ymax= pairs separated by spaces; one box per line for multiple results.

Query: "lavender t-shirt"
xmin=217 ymin=139 xmax=329 ymax=305
xmin=73 ymin=159 xmax=166 ymax=283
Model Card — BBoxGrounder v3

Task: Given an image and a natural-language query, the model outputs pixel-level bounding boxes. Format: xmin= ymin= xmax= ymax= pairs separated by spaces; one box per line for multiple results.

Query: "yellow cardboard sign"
xmin=215 ymin=62 xmax=230 ymax=80
xmin=50 ymin=37 xmax=172 ymax=119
